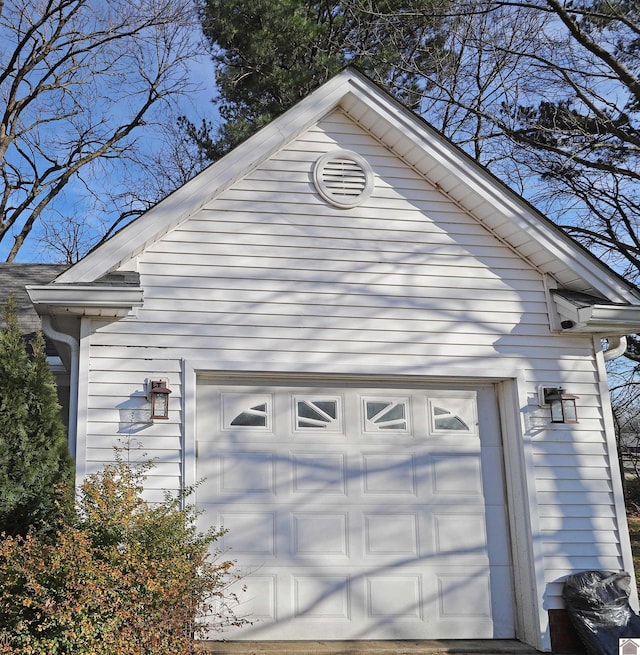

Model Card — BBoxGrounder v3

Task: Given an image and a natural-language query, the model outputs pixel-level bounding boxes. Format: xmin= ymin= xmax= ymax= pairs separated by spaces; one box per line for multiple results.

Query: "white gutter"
xmin=27 ymin=284 xmax=143 ymax=317
xmin=41 ymin=316 xmax=79 ymax=459
xmin=604 ymin=335 xmax=628 ymax=362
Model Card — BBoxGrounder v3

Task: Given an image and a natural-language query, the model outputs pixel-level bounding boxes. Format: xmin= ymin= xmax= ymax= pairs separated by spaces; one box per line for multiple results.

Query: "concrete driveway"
xmin=197 ymin=640 xmax=554 ymax=654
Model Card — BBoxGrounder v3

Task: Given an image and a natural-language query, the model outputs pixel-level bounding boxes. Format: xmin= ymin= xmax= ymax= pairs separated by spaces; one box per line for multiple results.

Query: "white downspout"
xmin=41 ymin=316 xmax=79 ymax=459
xmin=604 ymin=335 xmax=628 ymax=361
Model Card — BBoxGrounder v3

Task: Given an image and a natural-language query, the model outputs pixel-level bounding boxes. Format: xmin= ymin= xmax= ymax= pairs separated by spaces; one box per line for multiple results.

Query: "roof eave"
xmin=554 ymin=295 xmax=640 ymax=334
xmin=27 ymin=284 xmax=143 ymax=318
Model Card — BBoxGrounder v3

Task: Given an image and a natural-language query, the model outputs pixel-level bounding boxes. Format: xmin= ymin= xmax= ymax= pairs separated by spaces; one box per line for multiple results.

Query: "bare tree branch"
xmin=0 ymin=0 xmax=204 ymax=261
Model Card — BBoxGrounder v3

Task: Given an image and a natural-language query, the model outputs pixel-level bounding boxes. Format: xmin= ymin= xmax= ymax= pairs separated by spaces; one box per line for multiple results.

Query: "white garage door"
xmin=196 ymin=380 xmax=514 ymax=640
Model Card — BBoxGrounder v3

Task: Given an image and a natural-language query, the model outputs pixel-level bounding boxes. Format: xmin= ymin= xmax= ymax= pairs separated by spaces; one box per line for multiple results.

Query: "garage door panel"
xmin=220 ymin=452 xmax=276 ymax=494
xmin=197 ymin=506 xmax=280 ymax=562
xmin=362 ymin=452 xmax=418 ymax=495
xmin=436 ymin=572 xmax=492 ymax=618
xmin=294 ymin=574 xmax=351 ymax=619
xmin=231 ymin=574 xmax=277 ymax=623
xmin=430 ymin=453 xmax=483 ymax=495
xmin=433 ymin=512 xmax=488 ymax=558
xmin=292 ymin=512 xmax=350 ymax=558
xmin=291 ymin=451 xmax=348 ymax=495
xmin=218 ymin=511 xmax=277 ymax=557
xmin=196 ymin=381 xmax=514 ymax=640
xmin=364 ymin=513 xmax=420 ymax=556
xmin=367 ymin=574 xmax=423 ymax=620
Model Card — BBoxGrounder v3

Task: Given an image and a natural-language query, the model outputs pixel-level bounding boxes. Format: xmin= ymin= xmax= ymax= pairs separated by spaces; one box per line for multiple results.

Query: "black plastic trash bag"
xmin=563 ymin=570 xmax=640 ymax=655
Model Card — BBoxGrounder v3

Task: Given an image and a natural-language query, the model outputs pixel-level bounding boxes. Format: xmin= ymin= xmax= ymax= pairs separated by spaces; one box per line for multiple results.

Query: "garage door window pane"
xmin=364 ymin=399 xmax=408 ymax=432
xmin=296 ymin=399 xmax=339 ymax=430
xmin=231 ymin=404 xmax=268 ymax=427
xmin=222 ymin=394 xmax=271 ymax=430
xmin=431 ymin=405 xmax=470 ymax=433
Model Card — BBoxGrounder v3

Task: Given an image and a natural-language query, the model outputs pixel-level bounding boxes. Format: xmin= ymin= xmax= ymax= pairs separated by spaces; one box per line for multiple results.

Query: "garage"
xmin=196 ymin=379 xmax=515 ymax=640
xmin=32 ymin=68 xmax=640 ymax=651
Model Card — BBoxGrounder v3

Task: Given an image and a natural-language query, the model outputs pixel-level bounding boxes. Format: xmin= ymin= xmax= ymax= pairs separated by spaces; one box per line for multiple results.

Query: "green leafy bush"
xmin=0 ymin=456 xmax=245 ymax=654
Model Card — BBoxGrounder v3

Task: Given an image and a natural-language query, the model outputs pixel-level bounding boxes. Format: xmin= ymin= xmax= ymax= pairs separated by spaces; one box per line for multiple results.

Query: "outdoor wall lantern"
xmin=147 ymin=379 xmax=171 ymax=420
xmin=541 ymin=386 xmax=579 ymax=424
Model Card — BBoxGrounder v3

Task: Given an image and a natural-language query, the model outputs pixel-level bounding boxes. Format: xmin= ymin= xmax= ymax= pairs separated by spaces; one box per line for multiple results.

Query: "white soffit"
xmin=53 ymin=69 xmax=640 ymax=305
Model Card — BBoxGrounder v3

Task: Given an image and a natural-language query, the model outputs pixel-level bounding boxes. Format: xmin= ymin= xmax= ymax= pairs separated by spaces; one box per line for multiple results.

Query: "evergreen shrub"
xmin=0 ymin=297 xmax=73 ymax=537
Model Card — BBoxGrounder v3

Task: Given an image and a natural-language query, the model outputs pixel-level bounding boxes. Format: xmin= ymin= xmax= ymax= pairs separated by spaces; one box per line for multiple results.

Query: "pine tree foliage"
xmin=189 ymin=0 xmax=451 ymax=158
xmin=0 ymin=298 xmax=73 ymax=537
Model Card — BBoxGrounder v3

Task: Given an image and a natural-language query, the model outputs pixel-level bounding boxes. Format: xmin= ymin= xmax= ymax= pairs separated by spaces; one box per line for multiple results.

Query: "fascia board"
xmin=343 ymin=76 xmax=639 ymax=304
xmin=55 ymin=73 xmax=356 ymax=285
xmin=27 ymin=284 xmax=143 ymax=317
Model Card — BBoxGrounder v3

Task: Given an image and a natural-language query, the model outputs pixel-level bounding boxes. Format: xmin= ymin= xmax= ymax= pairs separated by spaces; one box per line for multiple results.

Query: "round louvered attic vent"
xmin=313 ymin=150 xmax=373 ymax=208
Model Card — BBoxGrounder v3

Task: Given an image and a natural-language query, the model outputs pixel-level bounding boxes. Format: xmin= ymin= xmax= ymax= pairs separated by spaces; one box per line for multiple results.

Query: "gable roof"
xmin=49 ymin=68 xmax=640 ymax=310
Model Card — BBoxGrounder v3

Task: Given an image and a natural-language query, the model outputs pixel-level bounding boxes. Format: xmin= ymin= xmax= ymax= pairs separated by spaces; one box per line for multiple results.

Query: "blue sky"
xmin=6 ymin=42 xmax=219 ymax=265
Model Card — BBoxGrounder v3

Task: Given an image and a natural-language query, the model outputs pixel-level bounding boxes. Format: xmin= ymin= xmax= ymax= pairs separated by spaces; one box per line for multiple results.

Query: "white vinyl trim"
xmin=497 ymin=377 xmax=546 ymax=651
xmin=182 ymin=358 xmax=198 ymax=494
xmin=27 ymin=284 xmax=143 ymax=317
xmin=593 ymin=337 xmax=639 ymax=609
xmin=74 ymin=318 xmax=93 ymax=483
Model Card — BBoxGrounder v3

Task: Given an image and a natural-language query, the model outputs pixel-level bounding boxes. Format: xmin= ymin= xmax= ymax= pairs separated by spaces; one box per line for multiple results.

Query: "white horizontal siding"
xmin=133 ymin=306 xmax=549 ymax=326
xmin=90 ymin=333 xmax=594 ymax=360
xmin=540 ymin=516 xmax=618 ymax=531
xmin=526 ymin=352 xmax=625 ymax=611
xmin=80 ymin=108 xmax=625 ymax=622
xmin=144 ymin=251 xmax=539 ymax=281
xmin=139 ymin=276 xmax=547 ymax=303
xmin=139 ymin=261 xmax=541 ymax=286
xmin=524 ymin=352 xmax=619 ymax=591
